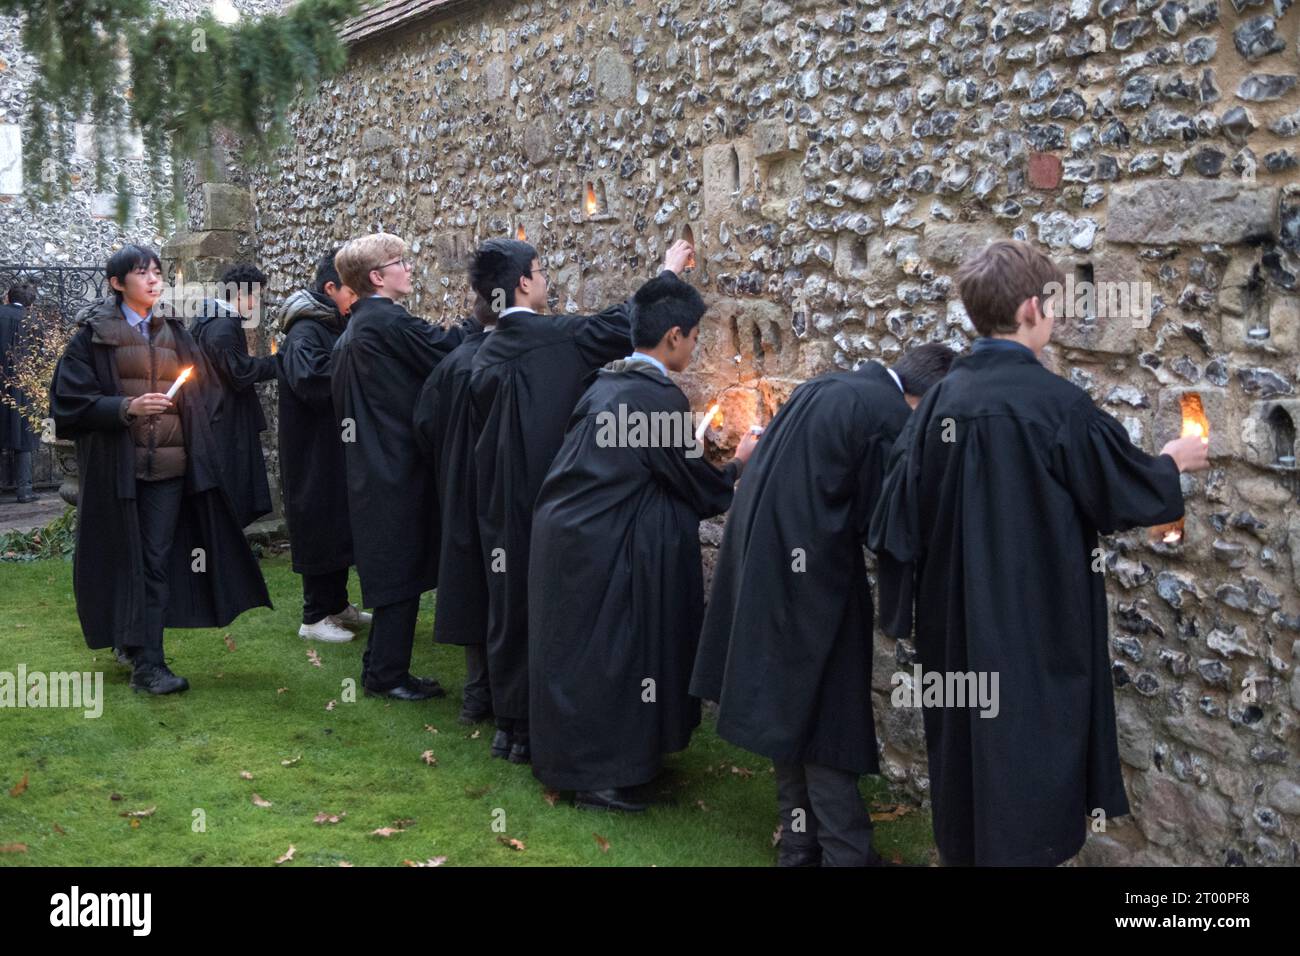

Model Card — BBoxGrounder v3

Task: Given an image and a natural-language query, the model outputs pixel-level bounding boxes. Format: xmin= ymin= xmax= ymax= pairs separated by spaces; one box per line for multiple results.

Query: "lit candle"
xmin=165 ymin=366 xmax=193 ymax=400
xmin=695 ymin=402 xmax=722 ymax=443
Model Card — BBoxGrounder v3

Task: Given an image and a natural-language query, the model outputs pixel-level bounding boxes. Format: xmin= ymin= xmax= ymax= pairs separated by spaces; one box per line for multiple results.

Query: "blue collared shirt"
xmin=624 ymin=351 xmax=668 ymax=377
xmin=120 ymin=301 xmax=151 ymax=340
xmin=972 ymin=336 xmax=1035 ymax=359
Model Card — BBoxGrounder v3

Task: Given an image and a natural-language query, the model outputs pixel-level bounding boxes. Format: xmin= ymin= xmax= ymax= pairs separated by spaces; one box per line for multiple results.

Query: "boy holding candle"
xmin=528 ymin=272 xmax=756 ymax=811
xmin=867 ymin=239 xmax=1210 ymax=866
xmin=469 ymin=238 xmax=694 ymax=763
xmin=49 ymin=244 xmax=271 ymax=694
xmin=691 ymin=343 xmax=955 ymax=862
xmin=332 ymin=234 xmax=467 ymax=701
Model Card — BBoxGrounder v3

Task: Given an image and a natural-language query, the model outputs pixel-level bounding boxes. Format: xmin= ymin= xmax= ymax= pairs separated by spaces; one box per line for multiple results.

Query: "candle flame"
xmin=694 ymin=402 xmax=723 ymax=443
xmin=585 ymin=183 xmax=598 ymax=216
xmin=174 ymin=366 xmax=192 ymax=387
xmin=270 ymin=337 xmax=278 ymax=355
xmin=516 ymin=224 xmax=527 ymax=241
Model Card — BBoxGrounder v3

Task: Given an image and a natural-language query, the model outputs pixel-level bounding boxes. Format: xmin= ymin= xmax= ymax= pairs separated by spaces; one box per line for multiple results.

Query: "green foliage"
xmin=0 ymin=0 xmax=364 ymax=231
xmin=1 ymin=504 xmax=77 ymax=562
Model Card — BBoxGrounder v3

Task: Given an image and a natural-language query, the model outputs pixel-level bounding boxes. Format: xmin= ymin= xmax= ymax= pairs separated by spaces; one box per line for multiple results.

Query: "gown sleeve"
xmin=200 ymin=318 xmax=278 ymax=391
xmin=642 ymin=390 xmax=738 ymax=519
xmin=49 ymin=328 xmax=130 ymax=437
xmin=280 ymin=323 xmax=334 ymax=411
xmin=395 ymin=314 xmax=464 ymax=380
xmin=867 ymin=410 xmax=925 ymax=640
xmin=412 ymin=368 xmax=442 ymax=468
xmin=1052 ymin=395 xmax=1185 ymax=534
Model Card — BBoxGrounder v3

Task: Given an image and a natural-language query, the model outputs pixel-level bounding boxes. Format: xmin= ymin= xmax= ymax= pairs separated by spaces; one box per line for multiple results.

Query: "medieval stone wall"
xmin=248 ymin=0 xmax=1300 ymax=865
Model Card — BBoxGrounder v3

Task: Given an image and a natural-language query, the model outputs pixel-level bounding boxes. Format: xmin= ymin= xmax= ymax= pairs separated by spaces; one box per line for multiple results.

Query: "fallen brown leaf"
xmin=306 ymin=649 xmax=322 ymax=668
xmin=695 ymin=800 xmax=709 ymax=811
xmin=424 ymin=725 xmax=438 ymax=734
xmin=393 ymin=818 xmax=416 ymax=828
xmin=593 ymin=833 xmax=610 ymax=853
xmin=280 ymin=756 xmax=302 ymax=767
xmin=223 ymin=634 xmax=236 ymax=652
xmin=468 ymin=729 xmax=481 ymax=739
xmin=109 ymin=793 xmax=122 ymax=801
xmin=52 ymin=823 xmax=66 ymax=836
xmin=338 ymin=861 xmax=353 ymax=867
xmin=9 ymin=774 xmax=28 ymax=797
xmin=276 ymin=687 xmax=288 ymax=694
xmin=274 ymin=845 xmax=296 ymax=865
xmin=325 ymin=699 xmax=337 ymax=711
xmin=497 ymin=836 xmax=526 ymax=851
xmin=730 ymin=765 xmax=754 ymax=778
xmin=313 ymin=812 xmax=346 ymax=825
xmin=0 ymin=843 xmax=27 ymax=853
xmin=420 ymin=750 xmax=438 ymax=767
xmin=403 ymin=857 xmax=447 ymax=867
xmin=251 ymin=794 xmax=273 ymax=808
xmin=239 ymin=771 xmax=254 ymax=781
xmin=771 ymin=824 xmax=782 ymax=847
xmin=370 ymin=827 xmax=402 ymax=837
xmin=542 ymin=788 xmax=560 ymax=807
xmin=119 ymin=806 xmax=156 ymax=818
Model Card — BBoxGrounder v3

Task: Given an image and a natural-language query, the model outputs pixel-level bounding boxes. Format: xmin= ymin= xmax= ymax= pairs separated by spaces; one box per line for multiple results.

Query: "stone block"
xmin=1154 ymin=385 xmax=1232 ymax=459
xmin=593 ymin=47 xmax=632 ymax=102
xmin=1107 ymin=181 xmax=1279 ymax=245
xmin=198 ymin=182 xmax=253 ymax=231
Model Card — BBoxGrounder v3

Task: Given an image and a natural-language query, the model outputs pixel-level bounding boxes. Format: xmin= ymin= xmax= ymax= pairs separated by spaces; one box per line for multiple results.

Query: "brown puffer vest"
xmin=97 ymin=313 xmax=188 ymax=481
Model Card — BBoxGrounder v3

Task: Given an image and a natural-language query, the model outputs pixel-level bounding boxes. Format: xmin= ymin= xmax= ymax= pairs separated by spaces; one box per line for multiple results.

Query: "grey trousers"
xmin=774 ymin=761 xmax=880 ymax=867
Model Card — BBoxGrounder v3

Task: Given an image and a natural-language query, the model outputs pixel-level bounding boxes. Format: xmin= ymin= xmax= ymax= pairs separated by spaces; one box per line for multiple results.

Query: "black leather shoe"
xmin=364 ymin=681 xmax=436 ymax=701
xmin=777 ymin=846 xmax=823 ymax=867
xmin=130 ymin=664 xmax=189 ymax=695
xmin=411 ymin=674 xmax=447 ymax=698
xmin=574 ymin=788 xmax=647 ymax=812
xmin=508 ymin=739 xmax=531 ymax=764
xmin=16 ymin=493 xmax=39 ymax=504
xmin=113 ymin=647 xmax=132 ymax=667
xmin=490 ymin=729 xmax=511 ymax=759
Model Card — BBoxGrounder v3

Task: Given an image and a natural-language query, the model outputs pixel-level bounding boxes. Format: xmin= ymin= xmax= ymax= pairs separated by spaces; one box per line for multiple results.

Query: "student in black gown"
xmin=692 ymin=343 xmax=955 ymax=865
xmin=331 ymin=234 xmax=466 ymax=701
xmin=413 ymin=290 xmax=496 ymax=724
xmin=469 ymin=238 xmax=695 ymax=763
xmin=868 ymin=239 xmax=1210 ymax=866
xmin=49 ymin=244 xmax=270 ymax=695
xmin=191 ymin=262 xmax=278 ymax=529
xmin=277 ymin=249 xmax=371 ymax=645
xmin=529 ymin=273 xmax=757 ymax=811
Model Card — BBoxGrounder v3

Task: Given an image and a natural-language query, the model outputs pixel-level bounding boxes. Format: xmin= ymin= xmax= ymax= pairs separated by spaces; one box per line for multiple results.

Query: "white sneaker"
xmin=298 ymin=619 xmax=355 ymax=643
xmin=329 ymin=604 xmax=373 ymax=630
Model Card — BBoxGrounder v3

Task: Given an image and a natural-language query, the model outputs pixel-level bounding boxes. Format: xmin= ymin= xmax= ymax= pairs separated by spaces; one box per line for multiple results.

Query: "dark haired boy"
xmin=867 ymin=239 xmax=1210 ymax=866
xmin=49 ymin=244 xmax=271 ymax=694
xmin=469 ymin=238 xmax=694 ymax=763
xmin=191 ymin=261 xmax=278 ymax=528
xmin=413 ymin=292 xmax=497 ymax=724
xmin=528 ymin=273 xmax=755 ymax=810
xmin=691 ymin=343 xmax=956 ymax=864
xmin=0 ymin=282 xmax=40 ymax=503
xmin=277 ymin=249 xmax=368 ymax=644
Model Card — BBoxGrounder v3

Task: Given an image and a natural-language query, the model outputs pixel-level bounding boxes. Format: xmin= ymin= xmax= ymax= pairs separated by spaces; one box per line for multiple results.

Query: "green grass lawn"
xmin=0 ymin=553 xmax=934 ymax=866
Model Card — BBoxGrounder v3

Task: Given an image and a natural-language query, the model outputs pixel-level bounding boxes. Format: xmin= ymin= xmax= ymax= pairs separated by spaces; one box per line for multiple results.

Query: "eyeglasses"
xmin=375 ymin=258 xmax=412 ymax=273
xmin=529 ymin=267 xmax=548 ymax=282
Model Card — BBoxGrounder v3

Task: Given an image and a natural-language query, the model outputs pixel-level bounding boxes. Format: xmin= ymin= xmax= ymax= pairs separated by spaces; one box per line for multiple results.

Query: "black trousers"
xmin=774 ymin=761 xmax=878 ymax=867
xmin=362 ymin=596 xmax=420 ymax=691
xmin=128 ymin=477 xmax=184 ymax=666
xmin=302 ymin=568 xmax=349 ymax=625
xmin=464 ymin=644 xmax=491 ymax=711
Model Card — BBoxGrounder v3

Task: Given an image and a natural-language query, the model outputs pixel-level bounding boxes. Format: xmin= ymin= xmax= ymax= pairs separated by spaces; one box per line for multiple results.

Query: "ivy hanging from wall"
xmin=0 ymin=0 xmax=365 ymax=232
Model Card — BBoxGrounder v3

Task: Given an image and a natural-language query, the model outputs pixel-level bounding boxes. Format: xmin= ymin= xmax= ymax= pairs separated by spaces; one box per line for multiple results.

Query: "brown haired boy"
xmin=868 ymin=239 xmax=1209 ymax=866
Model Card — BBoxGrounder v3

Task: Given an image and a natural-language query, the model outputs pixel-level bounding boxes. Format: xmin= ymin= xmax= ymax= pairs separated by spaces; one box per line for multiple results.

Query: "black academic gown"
xmin=49 ymin=303 xmax=271 ymax=650
xmin=470 ymin=277 xmax=669 ymax=723
xmin=191 ymin=300 xmax=278 ymax=528
xmin=276 ymin=289 xmax=352 ymax=575
xmin=866 ymin=345 xmax=1185 ymax=867
xmin=530 ymin=361 xmax=739 ymax=791
xmin=0 ymin=303 xmax=39 ymax=453
xmin=691 ymin=361 xmax=910 ymax=775
xmin=331 ymin=296 xmax=465 ymax=609
xmin=413 ymin=327 xmax=489 ymax=646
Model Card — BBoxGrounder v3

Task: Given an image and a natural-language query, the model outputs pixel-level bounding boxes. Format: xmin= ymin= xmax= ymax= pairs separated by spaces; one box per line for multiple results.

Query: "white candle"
xmin=695 ymin=402 xmax=721 ymax=443
xmin=165 ymin=366 xmax=193 ymax=400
